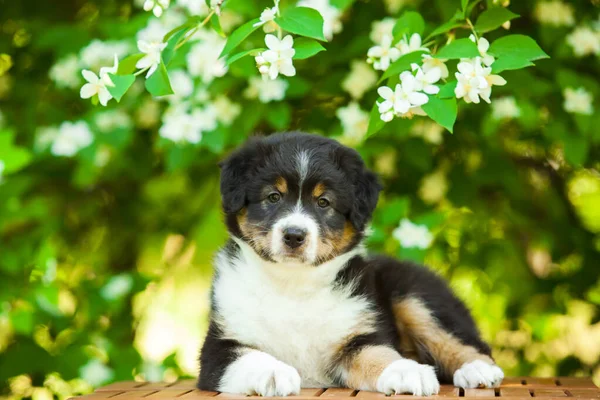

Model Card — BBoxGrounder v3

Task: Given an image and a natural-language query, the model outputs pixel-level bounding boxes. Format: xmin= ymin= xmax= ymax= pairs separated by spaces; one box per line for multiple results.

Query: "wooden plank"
xmin=567 ymin=389 xmax=600 ymax=398
xmin=501 ymin=378 xmax=527 ymax=387
xmin=97 ymin=383 xmax=148 ymax=391
xmin=523 ymin=378 xmax=558 ymax=387
xmin=299 ymin=389 xmax=325 ymax=397
xmin=166 ymin=381 xmax=199 ymax=390
xmin=463 ymin=388 xmax=495 ymax=397
xmin=321 ymin=388 xmax=356 ymax=397
xmin=500 ymin=387 xmax=531 ymax=397
xmin=72 ymin=393 xmax=126 ymax=399
xmin=533 ymin=389 xmax=568 ymax=397
xmin=437 ymin=386 xmax=460 ymax=397
xmin=178 ymin=390 xmax=219 ymax=399
xmin=144 ymin=390 xmax=197 ymax=399
xmin=557 ymin=378 xmax=598 ymax=389
xmin=111 ymin=391 xmax=158 ymax=399
xmin=354 ymin=390 xmax=386 ymax=399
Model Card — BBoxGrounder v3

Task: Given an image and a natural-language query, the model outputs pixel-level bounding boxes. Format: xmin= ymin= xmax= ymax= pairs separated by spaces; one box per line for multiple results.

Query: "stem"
xmin=175 ymin=10 xmax=215 ymax=50
xmin=134 ymin=66 xmax=149 ymax=77
xmin=466 ymin=18 xmax=478 ymax=40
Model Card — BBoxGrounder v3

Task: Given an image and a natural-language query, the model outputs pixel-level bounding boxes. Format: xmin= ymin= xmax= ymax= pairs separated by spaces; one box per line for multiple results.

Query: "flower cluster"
xmin=255 ymin=35 xmax=296 ymax=80
xmin=392 ymin=218 xmax=434 ymax=250
xmin=143 ymin=0 xmax=170 ymax=17
xmin=80 ymin=55 xmax=119 ymax=106
xmin=36 ymin=121 xmax=94 ymax=157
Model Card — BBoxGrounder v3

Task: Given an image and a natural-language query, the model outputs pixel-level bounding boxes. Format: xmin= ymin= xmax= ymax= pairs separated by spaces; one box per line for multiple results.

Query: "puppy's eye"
xmin=317 ymin=198 xmax=330 ymax=208
xmin=268 ymin=192 xmax=281 ymax=203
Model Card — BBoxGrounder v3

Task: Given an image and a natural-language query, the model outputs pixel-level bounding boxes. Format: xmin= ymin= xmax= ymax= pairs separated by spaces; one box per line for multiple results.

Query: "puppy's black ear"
xmin=351 ymin=165 xmax=382 ymax=229
xmin=218 ymin=151 xmax=248 ymax=214
xmin=336 ymin=147 xmax=382 ymax=229
xmin=219 ymin=137 xmax=270 ymax=214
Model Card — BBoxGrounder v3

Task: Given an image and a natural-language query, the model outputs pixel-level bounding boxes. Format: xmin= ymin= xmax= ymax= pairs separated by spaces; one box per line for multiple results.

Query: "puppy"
xmin=197 ymin=132 xmax=503 ymax=396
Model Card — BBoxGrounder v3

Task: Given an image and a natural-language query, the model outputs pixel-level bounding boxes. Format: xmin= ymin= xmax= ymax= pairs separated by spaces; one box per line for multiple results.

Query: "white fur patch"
xmin=271 ymin=210 xmax=320 ymax=263
xmin=214 ymin=240 xmax=371 ymax=388
xmin=453 ymin=360 xmax=504 ymax=389
xmin=376 ymin=359 xmax=440 ymax=396
xmin=295 ymin=150 xmax=311 ymax=187
xmin=219 ymin=350 xmax=301 ymax=396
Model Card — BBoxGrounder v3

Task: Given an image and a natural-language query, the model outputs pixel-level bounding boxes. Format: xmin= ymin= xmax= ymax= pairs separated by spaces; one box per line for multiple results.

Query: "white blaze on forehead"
xmin=271 ymin=209 xmax=319 ymax=264
xmin=295 ymin=150 xmax=312 ymax=188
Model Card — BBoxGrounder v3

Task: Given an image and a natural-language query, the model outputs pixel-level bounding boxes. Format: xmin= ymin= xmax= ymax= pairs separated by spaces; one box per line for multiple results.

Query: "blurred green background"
xmin=1 ymin=0 xmax=600 ymax=399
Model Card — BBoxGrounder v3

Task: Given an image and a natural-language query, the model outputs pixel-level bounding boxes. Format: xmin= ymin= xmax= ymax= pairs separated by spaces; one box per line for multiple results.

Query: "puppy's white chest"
xmin=213 ymin=256 xmax=373 ymax=386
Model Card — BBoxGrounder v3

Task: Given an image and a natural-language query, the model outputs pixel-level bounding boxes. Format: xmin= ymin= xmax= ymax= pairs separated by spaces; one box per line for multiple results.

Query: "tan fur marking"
xmin=393 ymin=298 xmax=493 ymax=375
xmin=312 ymin=182 xmax=326 ymax=198
xmin=275 ymin=177 xmax=288 ymax=194
xmin=345 ymin=346 xmax=401 ymax=390
xmin=237 ymin=209 xmax=272 ymax=255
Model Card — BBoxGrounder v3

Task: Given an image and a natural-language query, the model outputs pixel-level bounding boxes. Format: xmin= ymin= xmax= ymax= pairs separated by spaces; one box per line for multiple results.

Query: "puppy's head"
xmin=219 ymin=132 xmax=381 ymax=266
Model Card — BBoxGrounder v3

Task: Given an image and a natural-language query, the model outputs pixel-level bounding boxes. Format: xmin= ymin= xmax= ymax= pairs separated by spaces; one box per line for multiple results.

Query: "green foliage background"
xmin=1 ymin=0 xmax=600 ymax=399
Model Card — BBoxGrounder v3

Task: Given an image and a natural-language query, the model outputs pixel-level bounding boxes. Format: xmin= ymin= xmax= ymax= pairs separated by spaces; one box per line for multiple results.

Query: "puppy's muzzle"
xmin=283 ymin=227 xmax=306 ymax=249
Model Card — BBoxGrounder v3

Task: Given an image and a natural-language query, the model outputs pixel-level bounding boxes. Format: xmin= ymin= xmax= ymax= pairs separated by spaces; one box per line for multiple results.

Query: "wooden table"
xmin=71 ymin=378 xmax=600 ymax=400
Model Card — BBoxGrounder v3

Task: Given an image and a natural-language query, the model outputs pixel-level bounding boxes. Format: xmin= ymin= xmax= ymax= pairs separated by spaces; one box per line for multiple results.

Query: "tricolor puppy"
xmin=198 ymin=133 xmax=503 ymax=396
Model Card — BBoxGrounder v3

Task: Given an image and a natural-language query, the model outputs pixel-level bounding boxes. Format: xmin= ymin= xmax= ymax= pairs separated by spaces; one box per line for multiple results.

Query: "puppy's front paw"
xmin=376 ymin=359 xmax=440 ymax=396
xmin=220 ymin=351 xmax=301 ymax=396
xmin=453 ymin=360 xmax=504 ymax=389
xmin=253 ymin=360 xmax=302 ymax=396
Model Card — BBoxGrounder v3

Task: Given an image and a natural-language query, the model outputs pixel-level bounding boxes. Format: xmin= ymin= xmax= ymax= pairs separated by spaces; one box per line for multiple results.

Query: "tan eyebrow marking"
xmin=312 ymin=182 xmax=326 ymax=198
xmin=275 ymin=176 xmax=288 ymax=194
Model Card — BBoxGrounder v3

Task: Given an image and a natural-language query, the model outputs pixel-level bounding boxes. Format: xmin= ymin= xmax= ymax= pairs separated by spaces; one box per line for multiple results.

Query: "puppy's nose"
xmin=283 ymin=227 xmax=306 ymax=249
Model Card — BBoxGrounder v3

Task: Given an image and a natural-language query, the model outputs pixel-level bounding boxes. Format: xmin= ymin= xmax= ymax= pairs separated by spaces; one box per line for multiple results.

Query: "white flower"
xmin=177 ymin=0 xmax=209 ymax=15
xmin=136 ymin=40 xmax=167 ymax=78
xmin=143 ymin=0 xmax=170 ymax=17
xmin=212 ymin=95 xmax=241 ymax=126
xmin=95 ymin=110 xmax=133 ymax=133
xmin=397 ymin=33 xmax=430 ymax=56
xmin=51 ymin=121 xmax=94 ymax=157
xmin=534 ymin=1 xmax=575 ymax=27
xmin=79 ymin=40 xmax=130 ymax=70
xmin=137 ymin=19 xmax=168 ymax=43
xmin=254 ymin=0 xmax=279 ymax=28
xmin=80 ymin=360 xmax=114 ymax=387
xmin=187 ymin=30 xmax=228 ymax=82
xmin=566 ymin=27 xmax=600 ymax=57
xmin=377 ymin=72 xmax=429 ymax=121
xmin=336 ymin=102 xmax=369 ymax=144
xmin=166 ymin=69 xmax=194 ymax=101
xmin=563 ymin=87 xmax=594 ymax=115
xmin=298 ymin=0 xmax=342 ymax=40
xmin=80 ymin=54 xmax=118 ymax=106
xmin=49 ymin=55 xmax=81 ymax=89
xmin=492 ymin=96 xmax=521 ymax=120
xmin=422 ymin=54 xmax=449 ymax=79
xmin=367 ymin=35 xmax=401 ymax=71
xmin=370 ymin=18 xmax=396 ymax=44
xmin=392 ymin=218 xmax=433 ymax=249
xmin=256 ymin=34 xmax=296 ymax=80
xmin=159 ymin=111 xmax=203 ymax=144
xmin=411 ymin=63 xmax=441 ymax=94
xmin=455 ymin=57 xmax=506 ymax=104
xmin=193 ymin=107 xmax=219 ymax=132
xmin=342 ymin=60 xmax=378 ymax=100
xmin=245 ymin=76 xmax=288 ymax=103
xmin=35 ymin=126 xmax=60 ymax=152
xmin=469 ymin=34 xmax=495 ymax=67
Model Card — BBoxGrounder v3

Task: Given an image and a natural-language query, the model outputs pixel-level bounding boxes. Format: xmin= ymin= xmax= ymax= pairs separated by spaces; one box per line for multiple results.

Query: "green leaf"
xmin=393 ymin=11 xmax=425 ymax=40
xmin=379 ymin=50 xmax=426 ymax=82
xmin=435 ymin=38 xmax=479 ymax=59
xmin=266 ymin=103 xmax=292 ymax=130
xmin=563 ymin=135 xmax=589 ymax=165
xmin=220 ymin=18 xmax=262 ymax=58
xmin=491 ymin=56 xmax=534 ymax=73
xmin=462 ymin=0 xmax=469 ymax=14
xmin=0 ymin=130 xmax=32 ymax=173
xmin=226 ymin=48 xmax=264 ymax=66
xmin=107 ymin=74 xmax=136 ymax=102
xmin=211 ymin=13 xmax=225 ymax=37
xmin=163 ymin=20 xmax=195 ymax=42
xmin=275 ymin=7 xmax=326 ymax=41
xmin=117 ymin=53 xmax=144 ymax=74
xmin=426 ymin=19 xmax=463 ymax=40
xmin=488 ymin=34 xmax=549 ymax=61
xmin=475 ymin=7 xmax=519 ymax=33
xmin=145 ymin=63 xmax=173 ymax=97
xmin=438 ymin=80 xmax=458 ymax=99
xmin=202 ymin=129 xmax=226 ymax=154
xmin=162 ymin=28 xmax=189 ymax=66
xmin=366 ymin=103 xmax=386 ymax=137
xmin=293 ymin=38 xmax=326 ymax=59
xmin=422 ymin=96 xmax=457 ymax=133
